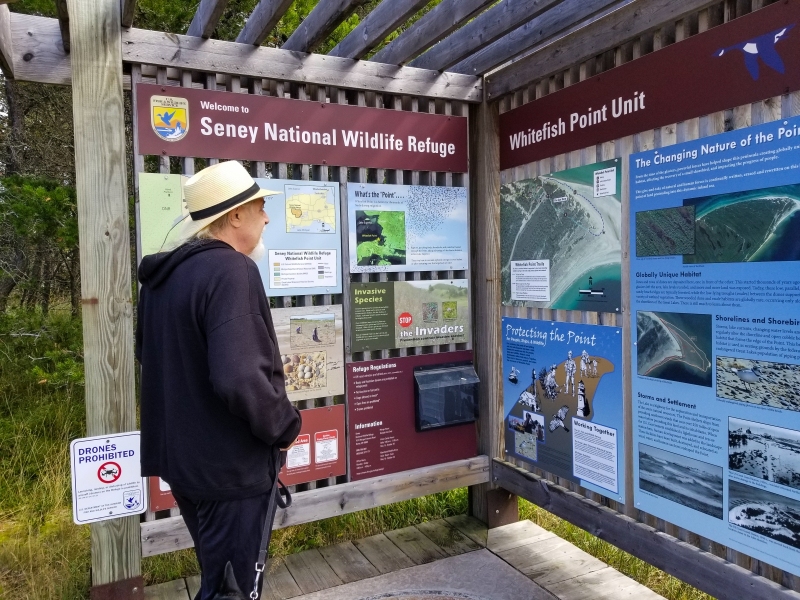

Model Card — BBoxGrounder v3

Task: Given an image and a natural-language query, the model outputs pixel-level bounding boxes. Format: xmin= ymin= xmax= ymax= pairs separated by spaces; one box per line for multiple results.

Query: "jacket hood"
xmin=138 ymin=239 xmax=233 ymax=289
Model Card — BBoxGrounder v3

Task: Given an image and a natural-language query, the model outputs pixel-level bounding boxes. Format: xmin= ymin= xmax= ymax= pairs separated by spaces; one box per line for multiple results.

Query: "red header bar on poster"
xmin=499 ymin=0 xmax=800 ymax=170
xmin=136 ymin=83 xmax=468 ymax=172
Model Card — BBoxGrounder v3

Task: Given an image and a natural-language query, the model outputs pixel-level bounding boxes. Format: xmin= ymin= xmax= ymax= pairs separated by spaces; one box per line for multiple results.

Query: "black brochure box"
xmin=413 ymin=363 xmax=480 ymax=431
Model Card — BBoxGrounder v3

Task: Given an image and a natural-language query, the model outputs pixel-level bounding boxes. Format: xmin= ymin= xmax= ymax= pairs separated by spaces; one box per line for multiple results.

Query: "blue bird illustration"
xmin=715 ymin=24 xmax=794 ymax=80
xmin=157 ymin=110 xmax=176 ymax=126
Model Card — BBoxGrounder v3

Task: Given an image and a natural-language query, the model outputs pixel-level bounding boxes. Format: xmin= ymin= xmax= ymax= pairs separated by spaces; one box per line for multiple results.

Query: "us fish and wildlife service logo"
xmin=151 ymin=95 xmax=189 ymax=142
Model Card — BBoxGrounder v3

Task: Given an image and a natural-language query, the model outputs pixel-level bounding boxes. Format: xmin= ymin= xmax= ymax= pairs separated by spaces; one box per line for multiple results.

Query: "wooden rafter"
xmin=236 ymin=0 xmax=294 ymax=46
xmin=282 ymin=0 xmax=367 ymax=53
xmin=409 ymin=0 xmax=567 ymax=72
xmin=0 ymin=4 xmax=13 ymax=77
xmin=370 ymin=0 xmax=494 ymax=65
xmin=55 ymin=0 xmax=69 ymax=52
xmin=328 ymin=0 xmax=431 ymax=60
xmin=8 ymin=12 xmax=482 ymax=102
xmin=120 ymin=0 xmax=137 ymax=28
xmin=186 ymin=0 xmax=230 ymax=39
xmin=485 ymin=0 xmax=720 ymax=98
xmin=448 ymin=0 xmax=625 ymax=75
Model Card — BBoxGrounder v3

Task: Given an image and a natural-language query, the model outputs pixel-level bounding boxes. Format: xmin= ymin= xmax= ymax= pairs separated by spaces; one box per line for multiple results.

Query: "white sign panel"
xmin=510 ymin=259 xmax=550 ymax=302
xmin=70 ymin=432 xmax=147 ymax=524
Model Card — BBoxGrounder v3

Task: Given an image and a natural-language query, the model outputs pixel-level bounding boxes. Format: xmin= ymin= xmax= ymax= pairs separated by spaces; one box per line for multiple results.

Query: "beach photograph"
xmin=683 ymin=183 xmax=800 ymax=264
xmin=635 ymin=205 xmax=696 ymax=257
xmin=729 ymin=417 xmax=800 ymax=490
xmin=290 ymin=313 xmax=336 ymax=348
xmin=729 ymin=479 xmax=800 ymax=549
xmin=717 ymin=356 xmax=800 ymax=411
xmin=514 ymin=431 xmax=538 ymax=461
xmin=639 ymin=444 xmax=724 ymax=519
xmin=636 ymin=311 xmax=712 ymax=387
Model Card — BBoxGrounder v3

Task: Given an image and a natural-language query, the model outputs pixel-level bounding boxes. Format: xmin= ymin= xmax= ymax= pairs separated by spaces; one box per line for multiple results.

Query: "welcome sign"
xmin=136 ymin=83 xmax=468 ymax=172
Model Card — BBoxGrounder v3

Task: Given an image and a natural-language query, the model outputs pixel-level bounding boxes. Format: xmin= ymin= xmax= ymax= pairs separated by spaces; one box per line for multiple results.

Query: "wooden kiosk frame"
xmin=3 ymin=0 xmax=800 ymax=598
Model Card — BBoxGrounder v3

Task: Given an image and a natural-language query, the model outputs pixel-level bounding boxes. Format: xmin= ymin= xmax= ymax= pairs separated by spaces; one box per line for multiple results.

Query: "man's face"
xmin=242 ymin=199 xmax=269 ymax=254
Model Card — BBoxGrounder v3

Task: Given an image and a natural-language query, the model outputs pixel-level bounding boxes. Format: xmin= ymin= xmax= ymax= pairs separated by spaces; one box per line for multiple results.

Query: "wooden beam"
xmin=409 ymin=0 xmax=567 ymax=72
xmin=9 ymin=12 xmax=479 ymax=100
xmin=0 ymin=5 xmax=14 ymax=77
xmin=282 ymin=0 xmax=367 ymax=53
xmin=141 ymin=456 xmax=491 ymax=557
xmin=485 ymin=0 xmax=719 ymax=98
xmin=66 ymin=0 xmax=140 ymax=591
xmin=467 ymin=100 xmax=503 ymax=524
xmin=493 ymin=460 xmax=800 ymax=600
xmin=328 ymin=0 xmax=431 ymax=60
xmin=448 ymin=0 xmax=624 ymax=75
xmin=236 ymin=0 xmax=294 ymax=46
xmin=55 ymin=0 xmax=69 ymax=52
xmin=121 ymin=0 xmax=137 ymax=28
xmin=371 ymin=0 xmax=494 ymax=65
xmin=186 ymin=0 xmax=230 ymax=39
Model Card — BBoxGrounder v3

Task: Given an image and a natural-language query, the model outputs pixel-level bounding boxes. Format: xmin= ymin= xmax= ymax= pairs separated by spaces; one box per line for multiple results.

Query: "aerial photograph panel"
xmin=635 ymin=205 xmax=696 ymax=257
xmin=683 ymin=183 xmax=800 ymax=264
xmin=636 ymin=311 xmax=712 ymax=387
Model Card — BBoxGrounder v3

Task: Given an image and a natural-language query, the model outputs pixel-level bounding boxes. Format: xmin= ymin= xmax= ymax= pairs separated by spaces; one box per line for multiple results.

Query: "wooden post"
xmin=66 ymin=0 xmax=142 ymax=597
xmin=468 ymin=95 xmax=513 ymax=524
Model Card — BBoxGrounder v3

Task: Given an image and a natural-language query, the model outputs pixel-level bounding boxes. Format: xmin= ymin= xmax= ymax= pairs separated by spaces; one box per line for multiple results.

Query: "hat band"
xmin=189 ymin=182 xmax=261 ymax=221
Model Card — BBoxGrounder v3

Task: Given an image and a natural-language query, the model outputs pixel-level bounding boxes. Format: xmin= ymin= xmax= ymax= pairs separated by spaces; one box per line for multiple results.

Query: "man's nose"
xmin=264 ymin=211 xmax=270 ymax=225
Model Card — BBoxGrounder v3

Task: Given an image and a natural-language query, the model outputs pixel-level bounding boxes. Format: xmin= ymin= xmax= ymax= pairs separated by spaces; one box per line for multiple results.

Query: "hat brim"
xmin=177 ymin=187 xmax=280 ymax=241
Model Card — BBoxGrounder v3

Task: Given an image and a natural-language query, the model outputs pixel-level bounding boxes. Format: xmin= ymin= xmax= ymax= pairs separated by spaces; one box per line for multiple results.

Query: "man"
xmin=136 ymin=160 xmax=301 ymax=600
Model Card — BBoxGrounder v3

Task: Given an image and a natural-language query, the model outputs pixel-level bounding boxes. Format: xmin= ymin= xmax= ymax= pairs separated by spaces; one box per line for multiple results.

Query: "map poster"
xmin=137 ymin=173 xmax=189 ymax=257
xmin=346 ymin=351 xmax=477 ymax=481
xmin=348 ymin=183 xmax=469 ymax=273
xmin=500 ymin=159 xmax=622 ymax=312
xmin=254 ymin=178 xmax=342 ymax=296
xmin=502 ymin=317 xmax=624 ymax=502
xmin=137 ymin=176 xmax=342 ymax=295
xmin=272 ymin=305 xmax=344 ymax=402
xmin=350 ymin=280 xmax=471 ymax=353
xmin=630 ymin=114 xmax=800 ymax=576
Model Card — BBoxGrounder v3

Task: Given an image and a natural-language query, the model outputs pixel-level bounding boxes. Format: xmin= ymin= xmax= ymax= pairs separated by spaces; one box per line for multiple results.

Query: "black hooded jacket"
xmin=136 ymin=239 xmax=301 ymax=501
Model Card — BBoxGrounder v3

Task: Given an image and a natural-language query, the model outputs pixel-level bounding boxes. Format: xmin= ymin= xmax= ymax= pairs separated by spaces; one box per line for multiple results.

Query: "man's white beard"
xmin=248 ymin=238 xmax=266 ymax=262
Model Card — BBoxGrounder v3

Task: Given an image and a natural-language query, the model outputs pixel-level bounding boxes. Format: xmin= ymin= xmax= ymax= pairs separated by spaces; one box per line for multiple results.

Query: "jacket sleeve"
xmin=205 ymin=312 xmax=302 ymax=447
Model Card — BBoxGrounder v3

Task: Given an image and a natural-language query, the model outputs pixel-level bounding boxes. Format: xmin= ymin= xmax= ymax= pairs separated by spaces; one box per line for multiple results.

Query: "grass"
xmin=0 ymin=308 xmax=711 ymax=599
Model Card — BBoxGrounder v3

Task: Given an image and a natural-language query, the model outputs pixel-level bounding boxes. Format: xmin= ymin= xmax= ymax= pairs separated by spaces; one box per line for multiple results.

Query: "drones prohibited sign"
xmin=70 ymin=432 xmax=147 ymax=524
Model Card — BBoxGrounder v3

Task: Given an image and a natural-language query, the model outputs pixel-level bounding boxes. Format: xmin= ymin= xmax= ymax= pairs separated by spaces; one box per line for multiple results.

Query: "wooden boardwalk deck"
xmin=144 ymin=517 xmax=664 ymax=600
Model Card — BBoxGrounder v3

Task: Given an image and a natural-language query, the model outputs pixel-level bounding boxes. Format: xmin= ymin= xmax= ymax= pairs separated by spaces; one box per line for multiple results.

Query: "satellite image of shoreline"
xmin=635 ymin=206 xmax=696 ymax=257
xmin=683 ymin=184 xmax=800 ymax=264
xmin=639 ymin=444 xmax=723 ymax=519
xmin=500 ymin=161 xmax=621 ymax=309
xmin=729 ymin=479 xmax=800 ymax=550
xmin=636 ymin=311 xmax=712 ymax=386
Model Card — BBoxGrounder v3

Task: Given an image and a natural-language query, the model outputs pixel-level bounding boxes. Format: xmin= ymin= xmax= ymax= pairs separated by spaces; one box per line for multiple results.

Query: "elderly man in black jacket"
xmin=136 ymin=160 xmax=301 ymax=600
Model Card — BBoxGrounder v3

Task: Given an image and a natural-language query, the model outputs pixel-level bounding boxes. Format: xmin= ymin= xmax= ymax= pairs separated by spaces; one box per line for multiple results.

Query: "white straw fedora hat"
xmin=178 ymin=160 xmax=280 ymax=239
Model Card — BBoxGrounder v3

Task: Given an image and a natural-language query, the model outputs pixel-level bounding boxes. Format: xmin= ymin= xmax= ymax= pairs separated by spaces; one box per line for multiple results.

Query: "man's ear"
xmin=226 ymin=206 xmax=244 ymax=229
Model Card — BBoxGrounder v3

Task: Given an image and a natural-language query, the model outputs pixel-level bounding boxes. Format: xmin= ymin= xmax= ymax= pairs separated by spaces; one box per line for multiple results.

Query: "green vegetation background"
xmin=356 ymin=210 xmax=407 ymax=265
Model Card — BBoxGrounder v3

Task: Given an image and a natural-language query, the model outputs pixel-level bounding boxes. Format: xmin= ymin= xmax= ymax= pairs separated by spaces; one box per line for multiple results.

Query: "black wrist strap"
xmin=250 ymin=447 xmax=291 ymax=599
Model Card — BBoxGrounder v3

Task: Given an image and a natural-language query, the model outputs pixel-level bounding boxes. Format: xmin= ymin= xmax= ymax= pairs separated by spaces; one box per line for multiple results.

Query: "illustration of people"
xmin=564 ymin=351 xmax=577 ymax=396
xmin=590 ymin=358 xmax=598 ymax=377
xmin=508 ymin=366 xmax=520 ymax=384
xmin=312 ymin=326 xmax=321 ymax=342
xmin=577 ymin=381 xmax=591 ymax=418
xmin=580 ymin=350 xmax=590 ymax=379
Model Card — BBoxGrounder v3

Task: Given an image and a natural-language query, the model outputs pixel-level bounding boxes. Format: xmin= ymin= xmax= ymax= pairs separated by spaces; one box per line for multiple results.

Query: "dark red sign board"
xmin=499 ymin=0 xmax=800 ymax=170
xmin=347 ymin=351 xmax=477 ymax=481
xmin=136 ymin=83 xmax=468 ymax=172
xmin=147 ymin=405 xmax=345 ymax=510
xmin=148 ymin=476 xmax=177 ymax=512
xmin=281 ymin=404 xmax=347 ymax=486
